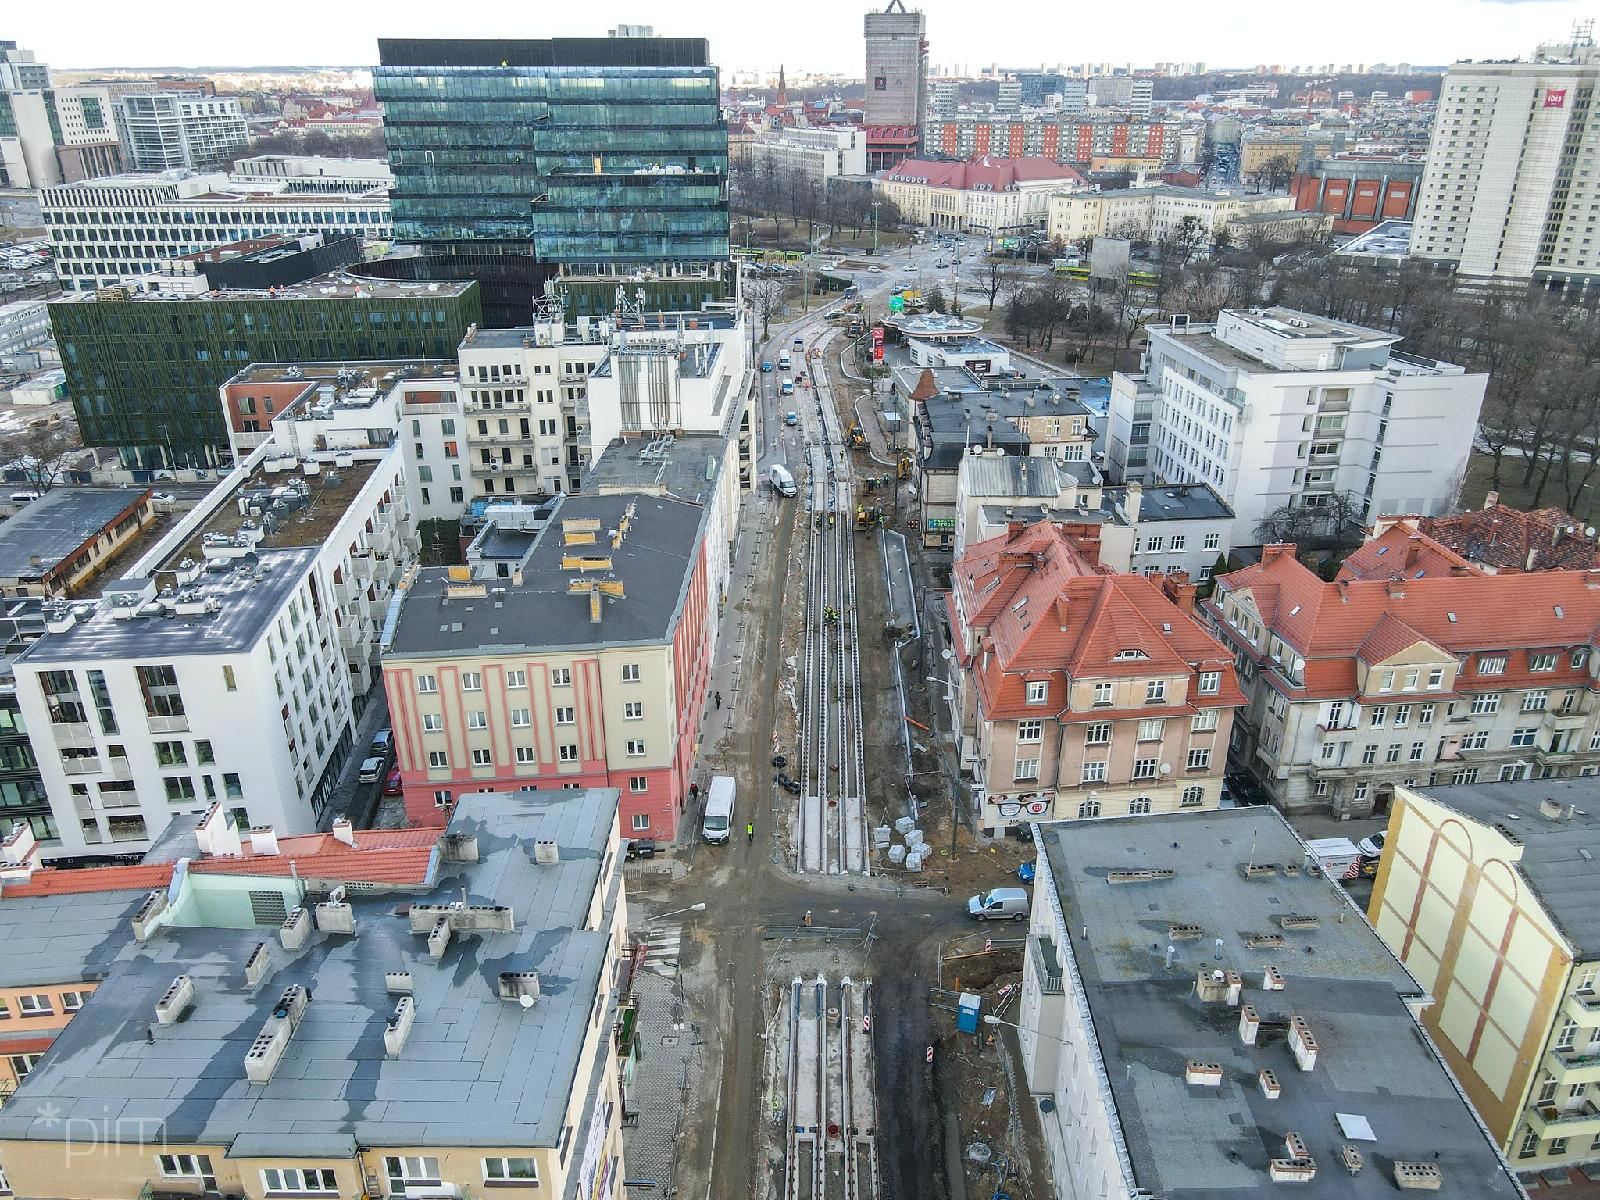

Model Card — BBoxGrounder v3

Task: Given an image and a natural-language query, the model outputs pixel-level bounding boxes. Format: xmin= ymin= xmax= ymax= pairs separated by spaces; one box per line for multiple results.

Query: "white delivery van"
xmin=701 ymin=775 xmax=736 ymax=844
xmin=1305 ymin=837 xmax=1362 ymax=881
xmin=769 ymin=463 xmax=797 ymax=496
xmin=778 ymin=352 xmax=792 ymax=370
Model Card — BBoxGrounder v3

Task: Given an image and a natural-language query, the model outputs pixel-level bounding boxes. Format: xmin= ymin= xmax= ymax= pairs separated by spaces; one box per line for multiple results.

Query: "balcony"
xmin=1030 ymin=934 xmax=1064 ymax=996
xmin=61 ymin=757 xmax=103 ymax=776
xmin=52 ymin=720 xmax=96 ymax=749
xmin=146 ymin=714 xmax=189 ymax=734
xmin=1526 ymin=1098 xmax=1600 ymax=1136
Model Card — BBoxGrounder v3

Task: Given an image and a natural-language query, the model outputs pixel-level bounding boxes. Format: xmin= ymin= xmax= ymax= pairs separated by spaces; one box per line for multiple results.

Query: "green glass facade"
xmin=50 ymin=283 xmax=482 ymax=466
xmin=374 ymin=38 xmax=730 ymax=266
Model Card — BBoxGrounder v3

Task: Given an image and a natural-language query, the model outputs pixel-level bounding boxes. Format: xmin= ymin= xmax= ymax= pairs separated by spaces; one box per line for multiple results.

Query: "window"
xmin=1385 ymin=744 xmax=1402 ymax=763
xmin=467 ymin=710 xmax=488 ymax=730
xmin=1511 ymin=728 xmax=1538 ymax=748
xmin=1180 ymin=786 xmax=1205 ymax=807
xmin=1551 ymin=1137 xmax=1569 ymax=1156
xmin=1574 ymin=648 xmax=1590 ymax=670
xmin=552 ymin=667 xmax=572 ymax=687
xmin=416 ymin=674 xmax=437 ymax=694
xmin=1017 ymin=719 xmax=1043 ymax=743
xmin=555 ymin=707 xmax=576 ymax=725
xmin=17 ymin=994 xmax=51 ymax=1016
xmin=1197 ymin=670 xmax=1221 ymax=695
xmin=1146 ymin=680 xmax=1166 ymax=703
xmin=1169 ymin=535 xmax=1187 ymax=552
xmin=1187 ymin=748 xmax=1211 ymax=771
xmin=1478 ymin=655 xmax=1507 ymax=676
xmin=482 ymin=1159 xmax=540 ymax=1187
xmin=1470 ymin=694 xmax=1500 ymax=715
xmin=507 ymin=670 xmax=527 ymax=689
xmin=433 ymin=790 xmax=453 ymax=808
xmin=622 ymin=663 xmax=641 ymax=682
xmin=559 ymin=744 xmax=579 ymax=762
xmin=1077 ymin=799 xmax=1101 ymax=819
xmin=1409 ymin=742 xmax=1426 ymax=762
xmin=1137 ymin=718 xmax=1165 ymax=741
xmin=422 ymin=713 xmax=443 ymax=733
xmin=1082 ymin=760 xmax=1107 ymax=783
xmin=136 ymin=664 xmax=185 ymax=721
xmin=1204 ymin=533 xmax=1221 ymax=551
xmin=1460 ymin=731 xmax=1489 ymax=750
xmin=1146 ymin=535 xmax=1163 ymax=553
xmin=1133 ymin=758 xmax=1159 ymax=780
xmin=1026 ymin=681 xmax=1048 ymax=704
xmin=1519 ymin=1129 xmax=1541 ymax=1159
xmin=195 ymin=740 xmax=215 ymax=765
xmin=1523 ymin=690 xmax=1549 ymax=712
xmin=1370 ymin=705 xmax=1387 ymax=727
xmin=1379 ymin=670 xmax=1395 ymax=693
xmin=1419 ymin=704 xmax=1435 ymax=725
xmin=624 ymin=701 xmax=644 ymax=720
xmin=61 ymin=990 xmax=85 ymax=1012
xmin=1531 ymin=652 xmax=1559 ymax=672
xmin=262 ymin=1168 xmax=338 ymax=1195
xmin=1129 ymin=796 xmax=1153 ymax=815
xmin=1085 ymin=722 xmax=1111 ymax=745
xmin=222 ymin=666 xmax=237 ymax=692
xmin=155 ymin=740 xmax=187 ymax=766
xmin=629 ymin=776 xmax=648 ymax=793
xmin=1093 ymin=682 xmax=1113 ymax=705
xmin=461 ymin=672 xmax=483 ymax=691
xmin=510 ymin=708 xmax=531 ymax=728
xmin=159 ymin=1155 xmax=212 ymax=1180
xmin=472 ymin=748 xmax=492 ymax=766
xmin=1362 ymin=744 xmax=1378 ymax=765
xmin=1393 ymin=704 xmax=1411 ymax=728
xmin=428 ymin=750 xmax=449 ymax=768
xmin=1014 ymin=758 xmax=1040 ymax=782
xmin=385 ymin=1158 xmax=441 ymax=1189
xmin=1427 ymin=668 xmax=1444 ymax=690
xmin=626 ymin=739 xmax=646 ymax=757
xmin=515 ymin=746 xmax=535 ymax=764
xmin=1191 ymin=708 xmax=1219 ymax=732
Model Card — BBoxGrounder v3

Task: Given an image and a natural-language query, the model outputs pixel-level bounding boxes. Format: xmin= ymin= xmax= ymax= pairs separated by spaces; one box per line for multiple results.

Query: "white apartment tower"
xmin=1411 ymin=43 xmax=1600 ymax=286
xmin=118 ymin=92 xmax=249 ymax=171
xmin=1107 ymin=308 xmax=1487 ymax=542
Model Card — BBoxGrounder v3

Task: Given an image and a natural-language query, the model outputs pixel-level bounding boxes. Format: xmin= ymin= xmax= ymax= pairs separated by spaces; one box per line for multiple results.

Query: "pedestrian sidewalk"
xmin=621 ymin=961 xmax=703 ymax=1192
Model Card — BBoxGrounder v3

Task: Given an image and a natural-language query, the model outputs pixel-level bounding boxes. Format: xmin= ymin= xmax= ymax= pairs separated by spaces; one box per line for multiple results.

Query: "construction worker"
xmin=746 ymin=821 xmax=755 ymax=844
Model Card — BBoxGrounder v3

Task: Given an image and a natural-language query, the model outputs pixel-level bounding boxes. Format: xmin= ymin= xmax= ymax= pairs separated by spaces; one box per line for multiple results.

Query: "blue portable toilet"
xmin=957 ymin=991 xmax=982 ymax=1034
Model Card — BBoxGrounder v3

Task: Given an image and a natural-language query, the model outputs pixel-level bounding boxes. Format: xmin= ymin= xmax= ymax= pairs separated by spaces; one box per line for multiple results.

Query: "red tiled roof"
xmin=1339 ymin=523 xmax=1482 ymax=582
xmin=880 ymin=156 xmax=1086 ymax=191
xmin=953 ymin=523 xmax=1244 ymax=720
xmin=0 ymin=1034 xmax=57 ymax=1054
xmin=3 ymin=863 xmax=174 ymax=897
xmin=1216 ymin=543 xmax=1600 ymax=698
xmin=1417 ymin=506 xmax=1600 ymax=574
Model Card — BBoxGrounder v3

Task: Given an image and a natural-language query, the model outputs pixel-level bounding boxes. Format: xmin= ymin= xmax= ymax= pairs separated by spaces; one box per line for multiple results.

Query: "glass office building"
xmin=373 ymin=36 xmax=731 ymax=324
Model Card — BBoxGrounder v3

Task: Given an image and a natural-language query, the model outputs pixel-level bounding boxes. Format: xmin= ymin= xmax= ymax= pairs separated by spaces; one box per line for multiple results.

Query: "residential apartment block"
xmin=1411 ymin=55 xmax=1600 ymax=287
xmin=750 ymin=126 xmax=868 ymax=185
xmin=1210 ymin=539 xmax=1600 ymax=818
xmin=1108 ymin=308 xmax=1487 ymax=541
xmin=41 ymin=170 xmax=393 ymax=292
xmin=863 ymin=0 xmax=927 ymax=133
xmin=873 ymin=157 xmax=1084 ymax=236
xmin=0 ymin=788 xmax=629 ymax=1200
xmin=1369 ymin=778 xmax=1600 ymax=1178
xmin=922 ymin=115 xmax=1179 ymax=166
xmin=116 ymin=92 xmax=248 ymax=171
xmin=1018 ymin=806 xmax=1525 ymax=1200
xmin=383 ymin=490 xmax=725 ymax=840
xmin=13 ymin=424 xmax=418 ymax=859
xmin=948 ymin=521 xmax=1242 ymax=833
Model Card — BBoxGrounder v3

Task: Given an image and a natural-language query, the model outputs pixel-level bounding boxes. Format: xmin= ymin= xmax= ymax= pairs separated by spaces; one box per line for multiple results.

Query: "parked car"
xmin=867 ymin=265 xmax=882 ymax=273
xmin=626 ymin=837 xmax=658 ymax=860
xmin=383 ymin=768 xmax=403 ymax=796
xmin=371 ymin=728 xmax=393 ymax=756
xmin=1357 ymin=830 xmax=1387 ymax=858
xmin=967 ymin=887 xmax=1030 ymax=921
xmin=357 ymin=756 xmax=385 ymax=784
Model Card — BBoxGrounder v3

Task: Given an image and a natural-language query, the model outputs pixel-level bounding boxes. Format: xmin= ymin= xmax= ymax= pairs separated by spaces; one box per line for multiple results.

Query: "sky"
xmin=11 ymin=0 xmax=1596 ymax=76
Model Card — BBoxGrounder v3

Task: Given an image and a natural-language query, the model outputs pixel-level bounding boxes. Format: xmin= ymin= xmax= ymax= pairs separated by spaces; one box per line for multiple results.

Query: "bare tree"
xmin=0 ymin=423 xmax=84 ymax=493
xmin=980 ymin=258 xmax=1017 ymax=312
xmin=746 ymin=275 xmax=796 ymax=339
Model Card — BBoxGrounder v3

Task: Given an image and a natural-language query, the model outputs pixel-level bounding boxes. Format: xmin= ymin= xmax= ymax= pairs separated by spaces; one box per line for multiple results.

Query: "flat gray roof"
xmin=1126 ymin=482 xmax=1235 ymax=522
xmin=1037 ymin=806 xmax=1522 ymax=1199
xmin=388 ymin=493 xmax=704 ymax=658
xmin=1413 ymin=778 xmax=1600 ymax=959
xmin=586 ymin=433 xmax=726 ymax=502
xmin=0 ymin=488 xmax=149 ymax=584
xmin=18 ymin=546 xmax=318 ymax=664
xmin=0 ymin=886 xmax=149 ymax=989
xmin=0 ymin=788 xmax=621 ymax=1151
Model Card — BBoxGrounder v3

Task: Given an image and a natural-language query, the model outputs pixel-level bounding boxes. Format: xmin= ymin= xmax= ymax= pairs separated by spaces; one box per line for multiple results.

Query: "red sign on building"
xmin=1546 ymin=89 xmax=1568 ymax=108
xmin=871 ymin=327 xmax=884 ymax=364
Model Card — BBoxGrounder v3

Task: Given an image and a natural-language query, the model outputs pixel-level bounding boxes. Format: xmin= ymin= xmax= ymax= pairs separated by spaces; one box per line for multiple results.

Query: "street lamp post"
xmin=647 ymin=902 xmax=706 ymax=924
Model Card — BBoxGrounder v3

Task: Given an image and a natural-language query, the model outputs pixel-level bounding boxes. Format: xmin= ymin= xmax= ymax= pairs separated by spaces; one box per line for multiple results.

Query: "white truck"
xmin=769 ymin=463 xmax=797 ymax=496
xmin=701 ymin=776 xmax=736 ymax=844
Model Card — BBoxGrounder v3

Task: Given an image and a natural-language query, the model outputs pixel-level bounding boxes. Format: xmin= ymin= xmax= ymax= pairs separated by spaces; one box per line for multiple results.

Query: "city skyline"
xmin=9 ymin=0 xmax=1595 ymax=78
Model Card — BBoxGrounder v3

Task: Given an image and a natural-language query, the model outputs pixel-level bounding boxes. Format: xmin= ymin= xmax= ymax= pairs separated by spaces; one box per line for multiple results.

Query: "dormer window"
xmin=1026 ymin=681 xmax=1048 ymax=704
xmin=1113 ymin=648 xmax=1148 ymax=661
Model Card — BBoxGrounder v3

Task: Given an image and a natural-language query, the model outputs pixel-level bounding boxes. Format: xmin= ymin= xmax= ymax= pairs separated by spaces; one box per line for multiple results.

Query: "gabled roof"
xmin=1339 ymin=523 xmax=1482 ymax=582
xmin=879 ymin=156 xmax=1086 ymax=191
xmin=1354 ymin=612 xmax=1439 ymax=666
xmin=1419 ymin=504 xmax=1600 ymax=574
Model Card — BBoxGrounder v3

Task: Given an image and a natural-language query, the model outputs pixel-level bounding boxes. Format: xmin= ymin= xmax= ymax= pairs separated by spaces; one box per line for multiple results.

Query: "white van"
xmin=701 ymin=776 xmax=736 ymax=844
xmin=967 ymin=887 xmax=1030 ymax=921
xmin=769 ymin=463 xmax=797 ymax=497
xmin=778 ymin=352 xmax=792 ymax=370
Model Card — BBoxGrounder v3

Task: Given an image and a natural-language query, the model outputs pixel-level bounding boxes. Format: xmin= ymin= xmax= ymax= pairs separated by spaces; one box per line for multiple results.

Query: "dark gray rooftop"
xmin=587 ymin=433 xmax=726 ymax=503
xmin=1413 ymin=778 xmax=1600 ymax=958
xmin=0 ymin=885 xmax=148 ymax=989
xmin=1037 ymin=807 xmax=1523 ymax=1199
xmin=961 ymin=454 xmax=1066 ymax=499
xmin=388 ymin=493 xmax=705 ymax=658
xmin=0 ymin=788 xmax=621 ymax=1151
xmin=18 ymin=547 xmax=318 ymax=665
xmin=0 ymin=488 xmax=149 ymax=585
xmin=1126 ymin=483 xmax=1235 ymax=523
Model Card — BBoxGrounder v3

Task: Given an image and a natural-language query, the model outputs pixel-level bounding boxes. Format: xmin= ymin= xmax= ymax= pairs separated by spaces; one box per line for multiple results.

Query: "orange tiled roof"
xmin=1339 ymin=524 xmax=1483 ymax=582
xmin=953 ymin=523 xmax=1244 ymax=719
xmin=1420 ymin=505 xmax=1600 ymax=574
xmin=3 ymin=863 xmax=175 ymax=897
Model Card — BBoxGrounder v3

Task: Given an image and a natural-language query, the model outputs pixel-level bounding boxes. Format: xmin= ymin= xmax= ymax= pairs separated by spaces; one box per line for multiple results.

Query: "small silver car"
xmin=968 ymin=887 xmax=1030 ymax=921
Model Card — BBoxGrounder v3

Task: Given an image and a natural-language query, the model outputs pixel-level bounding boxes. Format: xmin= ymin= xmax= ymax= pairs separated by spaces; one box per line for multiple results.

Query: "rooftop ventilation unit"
xmin=498 ymin=972 xmax=542 ymax=1004
xmin=1106 ymin=868 xmax=1174 ymax=885
xmin=155 ymin=975 xmax=195 ymax=1025
xmin=384 ymin=996 xmax=415 ymax=1058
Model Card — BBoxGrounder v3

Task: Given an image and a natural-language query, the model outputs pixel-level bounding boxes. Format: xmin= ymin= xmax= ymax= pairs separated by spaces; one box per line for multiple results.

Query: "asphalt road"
xmin=655 ymin=288 xmax=981 ymax=1200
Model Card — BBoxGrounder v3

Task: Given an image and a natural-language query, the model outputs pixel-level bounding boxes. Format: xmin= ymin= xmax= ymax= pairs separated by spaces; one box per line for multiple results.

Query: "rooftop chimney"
xmin=0 ymin=821 xmax=39 ymax=883
xmin=1185 ymin=1061 xmax=1224 ymax=1086
xmin=498 ymin=971 xmax=543 ymax=1003
xmin=1483 ymin=490 xmax=1499 ymax=511
xmin=1288 ymin=1015 xmax=1319 ymax=1071
xmin=1260 ymin=543 xmax=1296 ymax=566
xmin=1124 ymin=481 xmax=1143 ymax=523
xmin=249 ymin=826 xmax=279 ymax=857
xmin=1539 ymin=797 xmax=1568 ymax=821
xmin=195 ymin=803 xmax=242 ymax=858
xmin=1270 ymin=1133 xmax=1317 ymax=1183
xmin=244 ymin=942 xmax=271 ymax=987
xmin=315 ymin=900 xmax=356 ymax=935
xmin=383 ymin=996 xmax=415 ymax=1058
xmin=532 ymin=839 xmax=560 ymax=865
xmin=1394 ymin=1162 xmax=1442 ymax=1191
xmin=155 ymin=975 xmax=195 ymax=1025
xmin=331 ymin=817 xmax=357 ymax=848
xmin=131 ymin=889 xmax=169 ymax=942
xmin=279 ymin=906 xmax=311 ymax=951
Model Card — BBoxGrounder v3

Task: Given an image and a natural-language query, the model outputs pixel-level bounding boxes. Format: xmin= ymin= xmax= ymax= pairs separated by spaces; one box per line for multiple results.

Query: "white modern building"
xmin=1018 ymin=807 xmax=1528 ymax=1200
xmin=229 ymin=154 xmax=394 ymax=192
xmin=1410 ymin=46 xmax=1600 ymax=287
xmin=41 ymin=171 xmax=392 ymax=290
xmin=13 ymin=424 xmax=419 ymax=859
xmin=750 ymin=127 xmax=868 ymax=185
xmin=117 ymin=92 xmax=249 ymax=171
xmin=0 ymin=299 xmax=50 ymax=356
xmin=1107 ymin=308 xmax=1487 ymax=542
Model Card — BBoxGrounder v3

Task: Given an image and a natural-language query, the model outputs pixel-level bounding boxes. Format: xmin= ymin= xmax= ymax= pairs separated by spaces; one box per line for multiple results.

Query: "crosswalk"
xmin=632 ymin=922 xmax=684 ymax=977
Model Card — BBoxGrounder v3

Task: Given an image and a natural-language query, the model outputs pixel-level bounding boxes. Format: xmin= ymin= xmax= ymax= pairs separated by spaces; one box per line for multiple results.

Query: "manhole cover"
xmin=661 ymin=1036 xmax=680 ymax=1047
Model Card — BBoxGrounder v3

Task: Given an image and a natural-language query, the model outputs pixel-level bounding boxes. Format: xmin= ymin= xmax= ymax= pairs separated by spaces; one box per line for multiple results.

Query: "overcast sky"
xmin=12 ymin=0 xmax=1593 ymax=76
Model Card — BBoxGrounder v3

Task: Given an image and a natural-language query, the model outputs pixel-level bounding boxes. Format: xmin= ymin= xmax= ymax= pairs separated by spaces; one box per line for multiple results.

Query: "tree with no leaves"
xmin=1254 ymin=492 xmax=1367 ymax=566
xmin=0 ymin=422 xmax=84 ymax=493
xmin=745 ymin=275 xmax=797 ymax=339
